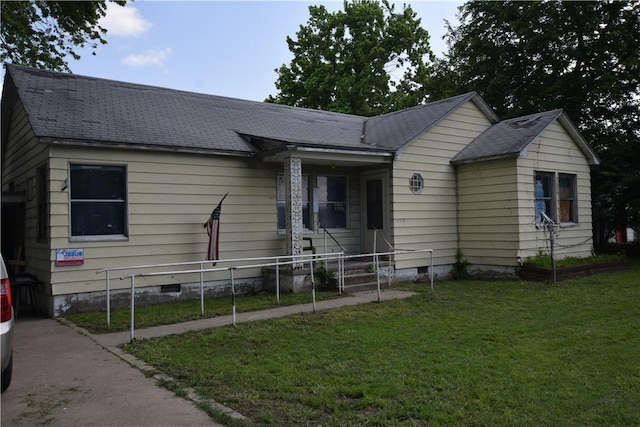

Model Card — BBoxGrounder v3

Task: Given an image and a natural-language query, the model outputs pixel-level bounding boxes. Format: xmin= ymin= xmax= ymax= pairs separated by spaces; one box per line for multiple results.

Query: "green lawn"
xmin=120 ymin=259 xmax=640 ymax=426
xmin=64 ymin=291 xmax=345 ymax=334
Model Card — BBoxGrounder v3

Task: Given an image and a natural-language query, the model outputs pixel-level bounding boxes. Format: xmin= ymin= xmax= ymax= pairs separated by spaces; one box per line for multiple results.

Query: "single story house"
xmin=1 ymin=64 xmax=600 ymax=316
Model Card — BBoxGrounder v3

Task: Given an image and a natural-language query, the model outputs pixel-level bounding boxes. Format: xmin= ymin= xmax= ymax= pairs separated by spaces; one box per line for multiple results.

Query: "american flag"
xmin=204 ymin=193 xmax=228 ymax=265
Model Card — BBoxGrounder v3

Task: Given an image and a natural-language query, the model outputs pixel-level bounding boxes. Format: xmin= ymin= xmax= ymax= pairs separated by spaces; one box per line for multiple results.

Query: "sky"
xmin=59 ymin=0 xmax=463 ymax=102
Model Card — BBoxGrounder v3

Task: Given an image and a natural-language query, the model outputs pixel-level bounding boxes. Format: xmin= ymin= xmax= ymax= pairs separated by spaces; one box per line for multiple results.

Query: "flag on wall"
xmin=204 ymin=193 xmax=228 ymax=265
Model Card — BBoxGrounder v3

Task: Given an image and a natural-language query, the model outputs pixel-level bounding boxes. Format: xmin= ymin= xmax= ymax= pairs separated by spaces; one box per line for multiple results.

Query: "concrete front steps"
xmin=263 ymin=256 xmax=393 ymax=294
xmin=325 ymin=259 xmax=394 ymax=293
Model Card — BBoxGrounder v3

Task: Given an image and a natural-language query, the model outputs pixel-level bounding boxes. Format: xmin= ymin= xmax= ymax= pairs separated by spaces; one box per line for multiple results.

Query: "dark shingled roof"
xmin=451 ymin=109 xmax=599 ymax=165
xmin=3 ymin=65 xmax=495 ymax=157
xmin=451 ymin=109 xmax=566 ymax=164
xmin=363 ymin=92 xmax=493 ymax=150
xmin=3 ymin=65 xmax=598 ymax=165
xmin=4 ymin=65 xmax=368 ymax=155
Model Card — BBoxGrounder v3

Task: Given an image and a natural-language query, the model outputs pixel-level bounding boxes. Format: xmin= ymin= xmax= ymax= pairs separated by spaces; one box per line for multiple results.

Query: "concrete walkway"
xmin=1 ymin=289 xmax=415 ymax=426
xmin=93 ymin=289 xmax=415 ymax=347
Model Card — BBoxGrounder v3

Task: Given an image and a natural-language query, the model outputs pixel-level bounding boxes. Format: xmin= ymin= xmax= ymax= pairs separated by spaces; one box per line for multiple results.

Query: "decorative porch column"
xmin=284 ymin=156 xmax=303 ymax=269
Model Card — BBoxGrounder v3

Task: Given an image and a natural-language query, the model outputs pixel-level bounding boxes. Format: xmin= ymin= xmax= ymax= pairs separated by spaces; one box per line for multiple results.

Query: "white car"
xmin=1 ymin=254 xmax=13 ymax=392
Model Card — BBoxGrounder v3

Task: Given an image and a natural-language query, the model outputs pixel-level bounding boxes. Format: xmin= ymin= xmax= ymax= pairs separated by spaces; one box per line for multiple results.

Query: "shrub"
xmin=524 ymin=252 xmax=625 ymax=269
xmin=452 ymin=249 xmax=470 ymax=280
xmin=315 ymin=262 xmax=338 ymax=291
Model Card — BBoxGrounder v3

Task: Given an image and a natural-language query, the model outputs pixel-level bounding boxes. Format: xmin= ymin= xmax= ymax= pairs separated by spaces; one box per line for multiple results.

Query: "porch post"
xmin=284 ymin=156 xmax=303 ymax=269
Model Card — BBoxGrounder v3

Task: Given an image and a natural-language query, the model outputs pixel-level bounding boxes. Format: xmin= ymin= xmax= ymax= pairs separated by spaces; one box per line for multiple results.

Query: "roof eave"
xmin=260 ymin=145 xmax=394 ymax=165
xmin=557 ymin=112 xmax=601 ymax=166
xmin=1 ymin=68 xmax=19 ymax=160
xmin=40 ymin=137 xmax=255 ymax=158
xmin=515 ymin=110 xmax=600 ymax=166
xmin=469 ymin=92 xmax=501 ymax=124
xmin=450 ymin=152 xmax=520 ymax=166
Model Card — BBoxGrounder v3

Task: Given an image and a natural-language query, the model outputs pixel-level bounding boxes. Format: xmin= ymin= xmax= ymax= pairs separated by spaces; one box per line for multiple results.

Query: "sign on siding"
xmin=55 ymin=248 xmax=84 ymax=266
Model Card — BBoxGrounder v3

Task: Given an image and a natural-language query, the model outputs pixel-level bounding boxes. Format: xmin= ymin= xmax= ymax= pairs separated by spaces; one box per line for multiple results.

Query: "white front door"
xmin=361 ymin=171 xmax=389 ymax=254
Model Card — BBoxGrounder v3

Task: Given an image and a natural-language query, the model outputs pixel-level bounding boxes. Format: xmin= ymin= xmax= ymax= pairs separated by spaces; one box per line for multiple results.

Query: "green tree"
xmin=1 ymin=0 xmax=126 ymax=72
xmin=433 ymin=1 xmax=640 ymax=248
xmin=267 ymin=0 xmax=434 ymax=116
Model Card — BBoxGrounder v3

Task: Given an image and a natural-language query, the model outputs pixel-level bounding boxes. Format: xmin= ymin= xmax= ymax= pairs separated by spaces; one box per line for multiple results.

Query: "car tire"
xmin=1 ymin=353 xmax=12 ymax=393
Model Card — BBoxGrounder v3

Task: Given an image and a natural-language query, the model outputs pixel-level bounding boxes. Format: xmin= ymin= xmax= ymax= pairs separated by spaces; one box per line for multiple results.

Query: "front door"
xmin=361 ymin=171 xmax=389 ymax=253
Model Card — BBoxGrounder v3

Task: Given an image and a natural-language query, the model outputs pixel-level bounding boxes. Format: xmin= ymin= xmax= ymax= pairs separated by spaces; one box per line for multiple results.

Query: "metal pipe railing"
xmin=110 ymin=248 xmax=434 ymax=340
xmin=320 ymin=224 xmax=347 ymax=254
xmin=373 ymin=228 xmax=395 ymax=253
xmin=98 ymin=251 xmax=342 ymax=329
xmin=371 ymin=228 xmax=395 ymax=291
xmin=120 ymin=253 xmax=344 ymax=340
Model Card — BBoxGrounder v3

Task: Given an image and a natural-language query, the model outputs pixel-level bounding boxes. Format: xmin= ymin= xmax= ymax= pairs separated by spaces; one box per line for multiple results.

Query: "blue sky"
xmin=60 ymin=1 xmax=462 ymax=102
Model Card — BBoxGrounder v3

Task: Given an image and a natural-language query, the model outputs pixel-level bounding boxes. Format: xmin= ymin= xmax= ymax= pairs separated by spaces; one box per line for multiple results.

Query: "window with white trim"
xmin=558 ymin=174 xmax=577 ymax=223
xmin=534 ymin=171 xmax=554 ymax=224
xmin=277 ymin=174 xmax=311 ymax=230
xmin=318 ymin=175 xmax=348 ymax=229
xmin=534 ymin=171 xmax=578 ymax=225
xmin=70 ymin=164 xmax=127 ymax=237
xmin=409 ymin=173 xmax=423 ymax=194
xmin=276 ymin=174 xmax=349 ymax=230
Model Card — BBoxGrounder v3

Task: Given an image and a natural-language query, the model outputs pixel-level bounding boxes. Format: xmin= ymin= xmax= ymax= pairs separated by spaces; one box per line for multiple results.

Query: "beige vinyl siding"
xmin=516 ymin=120 xmax=594 ymax=260
xmin=47 ymin=148 xmax=363 ymax=295
xmin=48 ymin=147 xmax=281 ymax=294
xmin=1 ymin=101 xmax=51 ymax=281
xmin=391 ymin=101 xmax=493 ymax=269
xmin=457 ymin=159 xmax=520 ymax=266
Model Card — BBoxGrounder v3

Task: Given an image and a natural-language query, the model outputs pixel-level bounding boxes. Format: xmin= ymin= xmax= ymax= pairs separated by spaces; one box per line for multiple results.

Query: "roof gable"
xmin=450 ymin=110 xmax=600 ymax=166
xmin=363 ymin=92 xmax=499 ymax=152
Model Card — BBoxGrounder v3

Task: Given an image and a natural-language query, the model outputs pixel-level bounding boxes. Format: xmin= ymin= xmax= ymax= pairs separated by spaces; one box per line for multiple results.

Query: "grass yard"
xmin=64 ymin=291 xmax=345 ymax=334
xmin=120 ymin=258 xmax=640 ymax=426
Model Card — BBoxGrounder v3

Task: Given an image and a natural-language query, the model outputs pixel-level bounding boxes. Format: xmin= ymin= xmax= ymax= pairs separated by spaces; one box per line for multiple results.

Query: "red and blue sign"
xmin=55 ymin=248 xmax=84 ymax=266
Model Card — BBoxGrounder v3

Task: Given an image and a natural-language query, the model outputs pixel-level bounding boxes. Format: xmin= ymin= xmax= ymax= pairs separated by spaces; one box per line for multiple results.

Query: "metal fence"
xmin=96 ymin=248 xmax=433 ymax=342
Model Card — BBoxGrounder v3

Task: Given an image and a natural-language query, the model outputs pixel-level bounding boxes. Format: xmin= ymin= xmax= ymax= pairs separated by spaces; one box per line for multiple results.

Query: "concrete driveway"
xmin=0 ymin=317 xmax=219 ymax=426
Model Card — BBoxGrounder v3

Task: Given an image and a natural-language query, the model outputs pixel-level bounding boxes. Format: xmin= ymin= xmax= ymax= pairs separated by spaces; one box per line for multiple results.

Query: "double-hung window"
xmin=277 ymin=174 xmax=311 ymax=230
xmin=534 ymin=172 xmax=554 ymax=225
xmin=318 ymin=175 xmax=347 ymax=229
xmin=534 ymin=171 xmax=577 ymax=225
xmin=558 ymin=174 xmax=577 ymax=223
xmin=70 ymin=164 xmax=127 ymax=237
xmin=276 ymin=174 xmax=348 ymax=230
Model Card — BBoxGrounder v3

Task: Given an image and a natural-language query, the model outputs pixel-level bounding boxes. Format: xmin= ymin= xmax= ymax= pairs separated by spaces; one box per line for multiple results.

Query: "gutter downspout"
xmin=453 ymin=164 xmax=461 ymax=255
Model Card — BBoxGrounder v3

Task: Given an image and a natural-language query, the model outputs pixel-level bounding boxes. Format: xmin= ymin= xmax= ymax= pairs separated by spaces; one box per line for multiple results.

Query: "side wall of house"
xmin=516 ymin=120 xmax=594 ymax=260
xmin=49 ymin=146 xmax=276 ymax=298
xmin=391 ymin=101 xmax=493 ymax=272
xmin=1 ymin=101 xmax=52 ymax=283
xmin=457 ymin=158 xmax=520 ymax=269
xmin=46 ymin=147 xmax=363 ymax=309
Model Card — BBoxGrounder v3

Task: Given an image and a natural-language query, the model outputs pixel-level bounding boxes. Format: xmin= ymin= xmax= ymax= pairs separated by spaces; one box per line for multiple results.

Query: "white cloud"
xmin=100 ymin=3 xmax=152 ymax=37
xmin=122 ymin=48 xmax=173 ymax=68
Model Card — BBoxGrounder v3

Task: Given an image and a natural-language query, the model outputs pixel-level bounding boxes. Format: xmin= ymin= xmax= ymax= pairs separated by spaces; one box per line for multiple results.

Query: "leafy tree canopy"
xmin=267 ymin=0 xmax=434 ymax=116
xmin=433 ymin=0 xmax=640 ymax=246
xmin=1 ymin=0 xmax=126 ymax=72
